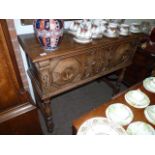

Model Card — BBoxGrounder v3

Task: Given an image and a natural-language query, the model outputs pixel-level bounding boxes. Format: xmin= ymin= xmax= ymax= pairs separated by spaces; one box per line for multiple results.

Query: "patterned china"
xmin=105 ymin=103 xmax=134 ymax=126
xmin=143 ymin=77 xmax=155 ymax=93
xmin=144 ymin=105 xmax=155 ymax=125
xmin=125 ymin=89 xmax=150 ymax=108
xmin=69 ymin=21 xmax=81 ymax=32
xmin=103 ymin=23 xmax=119 ymax=38
xmin=127 ymin=121 xmax=155 ymax=135
xmin=130 ymin=23 xmax=141 ymax=33
xmin=107 ymin=23 xmax=118 ymax=34
xmin=77 ymin=117 xmax=127 ymax=135
xmin=33 ymin=19 xmax=64 ymax=51
xmin=119 ymin=24 xmax=130 ymax=36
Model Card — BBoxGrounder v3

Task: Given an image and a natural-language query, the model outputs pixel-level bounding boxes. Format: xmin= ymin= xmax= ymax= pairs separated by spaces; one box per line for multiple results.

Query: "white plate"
xmin=143 ymin=77 xmax=155 ymax=93
xmin=125 ymin=89 xmax=150 ymax=108
xmin=127 ymin=121 xmax=155 ymax=135
xmin=77 ymin=117 xmax=127 ymax=135
xmin=103 ymin=32 xmax=119 ymax=38
xmin=144 ymin=105 xmax=155 ymax=125
xmin=105 ymin=103 xmax=134 ymax=126
xmin=73 ymin=37 xmax=92 ymax=44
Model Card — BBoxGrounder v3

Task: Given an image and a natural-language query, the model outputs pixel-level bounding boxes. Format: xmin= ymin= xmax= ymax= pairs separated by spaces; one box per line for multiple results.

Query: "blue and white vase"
xmin=33 ymin=19 xmax=64 ymax=51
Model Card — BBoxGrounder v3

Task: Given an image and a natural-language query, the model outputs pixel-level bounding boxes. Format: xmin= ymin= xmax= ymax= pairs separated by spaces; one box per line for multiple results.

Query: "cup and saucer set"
xmin=129 ymin=23 xmax=141 ymax=33
xmin=103 ymin=23 xmax=130 ymax=38
xmin=103 ymin=23 xmax=119 ymax=38
xmin=73 ymin=25 xmax=92 ymax=44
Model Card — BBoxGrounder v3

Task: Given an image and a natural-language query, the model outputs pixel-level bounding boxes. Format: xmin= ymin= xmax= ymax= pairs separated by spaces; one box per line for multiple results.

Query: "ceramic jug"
xmin=33 ymin=19 xmax=64 ymax=51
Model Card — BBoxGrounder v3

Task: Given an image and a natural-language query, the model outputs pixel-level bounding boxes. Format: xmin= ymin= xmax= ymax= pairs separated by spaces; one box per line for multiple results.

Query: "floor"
xmin=38 ymin=79 xmax=127 ymax=135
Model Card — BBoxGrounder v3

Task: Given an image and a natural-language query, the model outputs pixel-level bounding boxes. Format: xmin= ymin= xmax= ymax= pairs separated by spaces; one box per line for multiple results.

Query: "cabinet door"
xmin=0 ymin=21 xmax=21 ymax=111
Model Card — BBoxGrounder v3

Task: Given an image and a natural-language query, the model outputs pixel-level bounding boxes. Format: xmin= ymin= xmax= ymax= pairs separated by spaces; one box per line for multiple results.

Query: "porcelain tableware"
xmin=77 ymin=117 xmax=127 ymax=135
xmin=125 ymin=89 xmax=150 ymax=108
xmin=144 ymin=105 xmax=155 ymax=125
xmin=130 ymin=23 xmax=141 ymax=33
xmin=107 ymin=23 xmax=118 ymax=35
xmin=69 ymin=21 xmax=81 ymax=32
xmin=73 ymin=37 xmax=92 ymax=44
xmin=119 ymin=24 xmax=129 ymax=36
xmin=76 ymin=27 xmax=92 ymax=40
xmin=126 ymin=121 xmax=155 ymax=135
xmin=105 ymin=103 xmax=134 ymax=126
xmin=91 ymin=24 xmax=103 ymax=39
xmin=143 ymin=77 xmax=155 ymax=93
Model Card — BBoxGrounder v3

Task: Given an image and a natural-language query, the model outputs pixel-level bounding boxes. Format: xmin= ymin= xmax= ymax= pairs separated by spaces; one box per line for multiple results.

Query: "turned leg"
xmin=114 ymin=67 xmax=126 ymax=94
xmin=32 ymin=85 xmax=54 ymax=132
xmin=42 ymin=99 xmax=54 ymax=132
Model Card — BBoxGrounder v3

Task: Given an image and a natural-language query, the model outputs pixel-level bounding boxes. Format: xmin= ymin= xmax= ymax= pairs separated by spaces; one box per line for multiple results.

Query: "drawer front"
xmin=107 ymin=41 xmax=137 ymax=68
xmin=49 ymin=48 xmax=107 ymax=86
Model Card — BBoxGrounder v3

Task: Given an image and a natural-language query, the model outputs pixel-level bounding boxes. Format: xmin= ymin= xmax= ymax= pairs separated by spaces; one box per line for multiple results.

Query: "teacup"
xmin=91 ymin=24 xmax=102 ymax=38
xmin=70 ymin=21 xmax=81 ymax=31
xmin=100 ymin=20 xmax=108 ymax=33
xmin=130 ymin=23 xmax=141 ymax=31
xmin=76 ymin=27 xmax=92 ymax=40
xmin=120 ymin=24 xmax=129 ymax=35
xmin=107 ymin=23 xmax=118 ymax=35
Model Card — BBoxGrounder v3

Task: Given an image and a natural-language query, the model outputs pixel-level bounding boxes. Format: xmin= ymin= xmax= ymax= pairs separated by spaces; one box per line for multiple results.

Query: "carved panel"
xmin=51 ymin=57 xmax=82 ymax=86
xmin=108 ymin=42 xmax=136 ymax=67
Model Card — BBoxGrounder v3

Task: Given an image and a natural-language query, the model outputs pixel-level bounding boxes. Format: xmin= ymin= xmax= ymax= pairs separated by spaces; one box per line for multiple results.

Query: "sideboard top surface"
xmin=18 ymin=32 xmax=147 ymax=63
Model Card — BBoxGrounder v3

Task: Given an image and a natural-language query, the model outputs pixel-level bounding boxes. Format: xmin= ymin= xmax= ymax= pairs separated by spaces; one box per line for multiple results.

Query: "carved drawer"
xmin=29 ymin=48 xmax=108 ymax=96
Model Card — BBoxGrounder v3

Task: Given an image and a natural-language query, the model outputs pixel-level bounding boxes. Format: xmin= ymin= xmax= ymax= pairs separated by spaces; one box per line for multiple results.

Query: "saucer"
xmin=103 ymin=32 xmax=119 ymax=38
xmin=92 ymin=34 xmax=103 ymax=39
xmin=119 ymin=31 xmax=129 ymax=36
xmin=105 ymin=103 xmax=134 ymax=126
xmin=73 ymin=37 xmax=92 ymax=44
xmin=125 ymin=89 xmax=150 ymax=108
xmin=143 ymin=77 xmax=155 ymax=93
xmin=144 ymin=105 xmax=155 ymax=125
xmin=126 ymin=121 xmax=155 ymax=135
xmin=130 ymin=29 xmax=141 ymax=33
xmin=77 ymin=117 xmax=127 ymax=135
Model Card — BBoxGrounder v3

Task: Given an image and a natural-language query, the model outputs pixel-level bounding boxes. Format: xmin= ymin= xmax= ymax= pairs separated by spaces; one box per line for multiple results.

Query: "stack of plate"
xmin=105 ymin=103 xmax=134 ymax=126
xmin=127 ymin=121 xmax=155 ymax=135
xmin=144 ymin=105 xmax=155 ymax=125
xmin=77 ymin=117 xmax=127 ymax=135
xmin=143 ymin=77 xmax=155 ymax=93
xmin=125 ymin=89 xmax=150 ymax=108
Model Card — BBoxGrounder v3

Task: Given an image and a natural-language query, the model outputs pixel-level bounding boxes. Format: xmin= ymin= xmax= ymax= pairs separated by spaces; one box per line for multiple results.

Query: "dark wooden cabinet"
xmin=123 ymin=45 xmax=155 ymax=86
xmin=0 ymin=20 xmax=42 ymax=134
xmin=18 ymin=32 xmax=146 ymax=132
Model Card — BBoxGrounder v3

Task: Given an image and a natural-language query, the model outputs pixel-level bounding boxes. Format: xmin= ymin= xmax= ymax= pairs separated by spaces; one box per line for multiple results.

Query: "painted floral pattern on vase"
xmin=33 ymin=19 xmax=64 ymax=51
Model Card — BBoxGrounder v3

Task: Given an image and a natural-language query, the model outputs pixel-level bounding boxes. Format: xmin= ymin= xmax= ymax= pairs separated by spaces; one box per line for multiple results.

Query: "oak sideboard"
xmin=18 ymin=32 xmax=147 ymax=132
